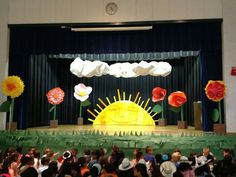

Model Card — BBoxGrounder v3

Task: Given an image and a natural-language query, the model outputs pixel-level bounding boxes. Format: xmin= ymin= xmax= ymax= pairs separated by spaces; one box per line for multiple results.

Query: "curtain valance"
xmin=48 ymin=51 xmax=199 ymax=61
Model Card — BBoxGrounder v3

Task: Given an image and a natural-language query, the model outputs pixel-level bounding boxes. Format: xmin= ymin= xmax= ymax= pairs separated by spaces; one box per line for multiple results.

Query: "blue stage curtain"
xmin=9 ymin=21 xmax=222 ymax=130
xmin=25 ymin=54 xmax=200 ymax=127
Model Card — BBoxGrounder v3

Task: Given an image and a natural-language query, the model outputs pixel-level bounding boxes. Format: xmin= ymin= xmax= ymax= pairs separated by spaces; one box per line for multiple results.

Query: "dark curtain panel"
xmin=9 ymin=21 xmax=222 ymax=130
xmin=26 ymin=55 xmax=200 ymax=127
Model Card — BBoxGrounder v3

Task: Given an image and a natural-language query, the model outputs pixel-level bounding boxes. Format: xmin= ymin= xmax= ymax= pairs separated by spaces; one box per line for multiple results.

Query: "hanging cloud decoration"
xmin=70 ymin=57 xmax=172 ymax=78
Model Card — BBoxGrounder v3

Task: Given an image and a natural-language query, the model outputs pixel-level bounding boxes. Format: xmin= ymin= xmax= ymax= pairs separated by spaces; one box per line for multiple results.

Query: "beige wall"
xmin=0 ymin=0 xmax=235 ymax=132
xmin=8 ymin=0 xmax=222 ymax=24
xmin=222 ymin=0 xmax=236 ymax=133
xmin=0 ymin=0 xmax=9 ymax=130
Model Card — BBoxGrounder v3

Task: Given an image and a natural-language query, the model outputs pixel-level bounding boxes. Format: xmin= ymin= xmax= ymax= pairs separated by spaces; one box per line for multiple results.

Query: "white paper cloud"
xmin=70 ymin=57 xmax=172 ymax=78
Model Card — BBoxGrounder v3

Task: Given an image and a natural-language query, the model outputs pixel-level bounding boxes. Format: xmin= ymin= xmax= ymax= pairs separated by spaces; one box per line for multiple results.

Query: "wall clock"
xmin=105 ymin=2 xmax=118 ymax=15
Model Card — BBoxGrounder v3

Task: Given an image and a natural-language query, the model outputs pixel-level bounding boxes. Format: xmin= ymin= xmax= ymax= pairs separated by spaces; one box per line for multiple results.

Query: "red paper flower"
xmin=205 ymin=80 xmax=226 ymax=102
xmin=152 ymin=87 xmax=167 ymax=102
xmin=46 ymin=87 xmax=65 ymax=105
xmin=168 ymin=91 xmax=187 ymax=107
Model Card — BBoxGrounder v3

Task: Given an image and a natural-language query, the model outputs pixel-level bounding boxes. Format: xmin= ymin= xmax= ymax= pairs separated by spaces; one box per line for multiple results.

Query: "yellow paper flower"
xmin=2 ymin=76 xmax=25 ymax=98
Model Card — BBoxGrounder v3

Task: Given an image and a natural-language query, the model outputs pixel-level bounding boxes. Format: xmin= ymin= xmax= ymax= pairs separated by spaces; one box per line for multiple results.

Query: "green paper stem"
xmin=218 ymin=101 xmax=222 ymax=124
xmin=53 ymin=105 xmax=56 ymax=120
xmin=181 ymin=106 xmax=184 ymax=121
xmin=161 ymin=101 xmax=164 ymax=119
xmin=9 ymin=98 xmax=15 ymax=130
xmin=79 ymin=101 xmax=82 ymax=118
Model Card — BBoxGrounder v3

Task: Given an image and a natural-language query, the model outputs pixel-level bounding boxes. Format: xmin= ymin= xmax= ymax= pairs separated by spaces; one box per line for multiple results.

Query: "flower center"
xmin=53 ymin=93 xmax=59 ymax=99
xmin=7 ymin=83 xmax=16 ymax=91
xmin=78 ymin=91 xmax=87 ymax=97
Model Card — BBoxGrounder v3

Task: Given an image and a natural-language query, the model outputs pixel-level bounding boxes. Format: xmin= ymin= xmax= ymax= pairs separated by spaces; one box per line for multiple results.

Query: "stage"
xmin=0 ymin=125 xmax=235 ymax=159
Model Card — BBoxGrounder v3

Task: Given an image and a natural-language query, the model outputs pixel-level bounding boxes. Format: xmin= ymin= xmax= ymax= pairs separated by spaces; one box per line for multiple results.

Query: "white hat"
xmin=160 ymin=161 xmax=176 ymax=177
xmin=138 ymin=159 xmax=147 ymax=165
xmin=63 ymin=151 xmax=71 ymax=160
xmin=119 ymin=158 xmax=133 ymax=171
xmin=179 ymin=156 xmax=192 ymax=164
xmin=196 ymin=156 xmax=212 ymax=168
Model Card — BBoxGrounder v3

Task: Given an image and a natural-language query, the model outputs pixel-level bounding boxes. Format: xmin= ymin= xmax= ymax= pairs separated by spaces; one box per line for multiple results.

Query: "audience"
xmin=0 ymin=145 xmax=235 ymax=177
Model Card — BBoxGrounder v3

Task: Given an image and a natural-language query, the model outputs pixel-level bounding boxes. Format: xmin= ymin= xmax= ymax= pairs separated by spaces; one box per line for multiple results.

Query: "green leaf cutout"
xmin=49 ymin=105 xmax=56 ymax=112
xmin=152 ymin=104 xmax=162 ymax=114
xmin=0 ymin=101 xmax=11 ymax=112
xmin=81 ymin=100 xmax=91 ymax=107
xmin=169 ymin=105 xmax=181 ymax=113
xmin=211 ymin=108 xmax=219 ymax=123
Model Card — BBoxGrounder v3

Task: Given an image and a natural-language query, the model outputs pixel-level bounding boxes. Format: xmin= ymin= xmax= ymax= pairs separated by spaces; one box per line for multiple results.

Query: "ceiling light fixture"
xmin=70 ymin=26 xmax=152 ymax=32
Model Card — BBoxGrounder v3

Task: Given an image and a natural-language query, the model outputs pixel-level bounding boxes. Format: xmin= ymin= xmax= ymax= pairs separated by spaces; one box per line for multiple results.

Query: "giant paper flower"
xmin=205 ymin=80 xmax=226 ymax=102
xmin=74 ymin=83 xmax=92 ymax=102
xmin=168 ymin=91 xmax=187 ymax=107
xmin=152 ymin=87 xmax=167 ymax=102
xmin=2 ymin=76 xmax=24 ymax=98
xmin=46 ymin=87 xmax=65 ymax=105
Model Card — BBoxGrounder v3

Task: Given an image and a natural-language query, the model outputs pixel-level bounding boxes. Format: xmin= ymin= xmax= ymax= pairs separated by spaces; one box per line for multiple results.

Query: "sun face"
xmin=87 ymin=90 xmax=156 ymax=125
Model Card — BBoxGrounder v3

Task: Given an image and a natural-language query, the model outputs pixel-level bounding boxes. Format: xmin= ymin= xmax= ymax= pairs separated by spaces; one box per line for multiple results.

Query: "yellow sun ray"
xmin=113 ymin=96 xmax=117 ymax=102
xmin=87 ymin=109 xmax=96 ymax=118
xmin=151 ymin=112 xmax=158 ymax=117
xmin=134 ymin=92 xmax=140 ymax=103
xmin=94 ymin=109 xmax=100 ymax=114
xmin=140 ymin=101 xmax=144 ymax=107
xmin=98 ymin=98 xmax=107 ymax=107
xmin=123 ymin=92 xmax=125 ymax=100
xmin=106 ymin=97 xmax=111 ymax=105
xmin=137 ymin=97 xmax=141 ymax=105
xmin=128 ymin=94 xmax=132 ymax=101
xmin=146 ymin=106 xmax=151 ymax=112
xmin=144 ymin=98 xmax=150 ymax=109
xmin=88 ymin=118 xmax=94 ymax=122
xmin=117 ymin=89 xmax=121 ymax=101
xmin=96 ymin=104 xmax=103 ymax=111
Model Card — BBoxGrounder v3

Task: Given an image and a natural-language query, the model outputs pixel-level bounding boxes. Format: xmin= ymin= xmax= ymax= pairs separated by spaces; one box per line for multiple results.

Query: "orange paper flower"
xmin=168 ymin=91 xmax=187 ymax=107
xmin=46 ymin=87 xmax=65 ymax=105
xmin=152 ymin=87 xmax=167 ymax=102
xmin=205 ymin=80 xmax=226 ymax=102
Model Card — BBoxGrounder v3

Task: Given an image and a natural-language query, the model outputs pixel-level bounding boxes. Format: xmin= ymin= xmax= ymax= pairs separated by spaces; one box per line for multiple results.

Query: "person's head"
xmin=178 ymin=162 xmax=192 ymax=172
xmin=173 ymin=170 xmax=184 ymax=177
xmin=92 ymin=149 xmax=101 ymax=160
xmin=119 ymin=158 xmax=134 ymax=171
xmin=20 ymin=155 xmax=34 ymax=166
xmin=173 ymin=149 xmax=182 ymax=155
xmin=223 ymin=149 xmax=232 ymax=157
xmin=145 ymin=146 xmax=153 ymax=155
xmin=71 ymin=148 xmax=78 ymax=157
xmin=133 ymin=148 xmax=141 ymax=156
xmin=28 ymin=147 xmax=36 ymax=156
xmin=41 ymin=156 xmax=50 ymax=166
xmin=43 ymin=147 xmax=51 ymax=155
xmin=134 ymin=163 xmax=148 ymax=177
xmin=136 ymin=151 xmax=144 ymax=161
xmin=48 ymin=161 xmax=58 ymax=173
xmin=102 ymin=163 xmax=116 ymax=174
xmin=203 ymin=147 xmax=210 ymax=156
xmin=171 ymin=152 xmax=181 ymax=163
xmin=78 ymin=157 xmax=87 ymax=167
xmin=112 ymin=145 xmax=119 ymax=154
